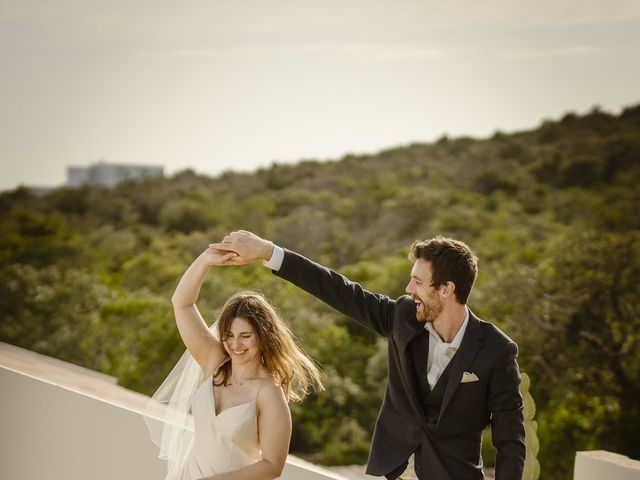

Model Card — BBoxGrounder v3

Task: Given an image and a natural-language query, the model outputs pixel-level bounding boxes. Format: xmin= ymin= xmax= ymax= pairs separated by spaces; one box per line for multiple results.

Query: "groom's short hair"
xmin=409 ymin=236 xmax=478 ymax=304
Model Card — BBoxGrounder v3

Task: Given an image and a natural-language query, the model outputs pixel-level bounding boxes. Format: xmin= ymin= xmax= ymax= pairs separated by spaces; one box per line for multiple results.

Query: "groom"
xmin=213 ymin=230 xmax=525 ymax=480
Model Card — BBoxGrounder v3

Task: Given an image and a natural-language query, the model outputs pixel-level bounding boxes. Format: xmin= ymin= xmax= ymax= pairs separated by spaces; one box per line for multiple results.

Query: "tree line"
xmin=1 ymin=104 xmax=639 ymax=479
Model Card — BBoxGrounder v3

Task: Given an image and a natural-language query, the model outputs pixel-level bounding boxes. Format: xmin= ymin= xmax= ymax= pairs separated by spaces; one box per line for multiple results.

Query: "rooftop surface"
xmin=0 ymin=342 xmax=373 ymax=479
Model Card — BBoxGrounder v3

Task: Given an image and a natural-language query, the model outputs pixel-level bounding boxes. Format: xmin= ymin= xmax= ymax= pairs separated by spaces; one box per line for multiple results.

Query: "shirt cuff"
xmin=262 ymin=245 xmax=284 ymax=271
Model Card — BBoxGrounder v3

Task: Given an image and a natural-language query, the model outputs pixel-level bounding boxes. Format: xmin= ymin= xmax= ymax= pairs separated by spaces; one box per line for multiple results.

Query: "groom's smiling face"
xmin=406 ymin=259 xmax=444 ymax=323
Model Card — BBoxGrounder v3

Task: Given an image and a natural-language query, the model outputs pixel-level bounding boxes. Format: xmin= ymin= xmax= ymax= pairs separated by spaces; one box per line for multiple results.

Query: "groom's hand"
xmin=209 ymin=230 xmax=274 ymax=265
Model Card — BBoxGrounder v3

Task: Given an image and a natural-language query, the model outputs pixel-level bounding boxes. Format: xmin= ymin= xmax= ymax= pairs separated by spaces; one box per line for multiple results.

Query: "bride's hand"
xmin=209 ymin=230 xmax=273 ymax=265
xmin=199 ymin=247 xmax=238 ymax=266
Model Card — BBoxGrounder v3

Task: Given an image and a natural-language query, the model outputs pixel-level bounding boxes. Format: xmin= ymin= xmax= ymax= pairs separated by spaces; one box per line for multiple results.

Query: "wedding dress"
xmin=145 ymin=345 xmax=264 ymax=480
xmin=182 ymin=375 xmax=261 ymax=479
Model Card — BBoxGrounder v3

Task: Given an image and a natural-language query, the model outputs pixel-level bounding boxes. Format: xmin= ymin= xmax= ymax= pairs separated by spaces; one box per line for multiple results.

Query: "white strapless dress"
xmin=183 ymin=376 xmax=261 ymax=479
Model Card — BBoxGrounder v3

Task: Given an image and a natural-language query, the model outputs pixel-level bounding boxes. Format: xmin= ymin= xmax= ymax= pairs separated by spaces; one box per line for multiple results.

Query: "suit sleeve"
xmin=489 ymin=341 xmax=526 ymax=480
xmin=273 ymin=248 xmax=396 ymax=337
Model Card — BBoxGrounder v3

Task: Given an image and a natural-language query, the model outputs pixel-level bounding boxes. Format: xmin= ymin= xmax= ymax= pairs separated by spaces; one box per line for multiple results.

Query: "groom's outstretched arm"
xmin=212 ymin=230 xmax=397 ymax=337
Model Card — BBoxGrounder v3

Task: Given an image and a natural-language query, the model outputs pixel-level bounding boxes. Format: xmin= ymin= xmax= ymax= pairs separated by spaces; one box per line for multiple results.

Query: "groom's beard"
xmin=414 ymin=293 xmax=444 ymax=323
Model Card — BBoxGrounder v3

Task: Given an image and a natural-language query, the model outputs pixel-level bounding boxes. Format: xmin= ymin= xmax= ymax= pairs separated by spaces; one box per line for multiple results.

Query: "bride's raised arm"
xmin=171 ymin=247 xmax=237 ymax=376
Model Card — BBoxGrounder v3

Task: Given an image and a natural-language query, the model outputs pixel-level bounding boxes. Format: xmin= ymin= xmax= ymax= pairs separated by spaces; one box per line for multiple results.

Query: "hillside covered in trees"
xmin=1 ymin=104 xmax=639 ymax=479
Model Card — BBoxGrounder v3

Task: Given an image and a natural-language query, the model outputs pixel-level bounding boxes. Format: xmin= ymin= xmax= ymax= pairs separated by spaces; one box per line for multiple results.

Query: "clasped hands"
xmin=203 ymin=230 xmax=274 ymax=266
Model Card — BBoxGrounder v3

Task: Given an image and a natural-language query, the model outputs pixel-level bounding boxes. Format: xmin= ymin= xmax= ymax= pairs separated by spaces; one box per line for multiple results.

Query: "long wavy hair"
xmin=214 ymin=291 xmax=323 ymax=402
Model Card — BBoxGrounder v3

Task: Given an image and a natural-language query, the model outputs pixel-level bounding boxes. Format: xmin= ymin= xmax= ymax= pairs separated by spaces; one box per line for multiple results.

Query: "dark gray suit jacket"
xmin=274 ymin=248 xmax=525 ymax=480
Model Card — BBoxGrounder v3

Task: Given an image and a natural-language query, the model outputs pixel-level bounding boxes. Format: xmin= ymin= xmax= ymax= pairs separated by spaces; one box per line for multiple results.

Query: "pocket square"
xmin=461 ymin=371 xmax=480 ymax=383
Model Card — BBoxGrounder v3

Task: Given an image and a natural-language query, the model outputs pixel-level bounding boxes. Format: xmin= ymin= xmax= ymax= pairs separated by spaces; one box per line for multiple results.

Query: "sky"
xmin=1 ymin=0 xmax=639 ymax=191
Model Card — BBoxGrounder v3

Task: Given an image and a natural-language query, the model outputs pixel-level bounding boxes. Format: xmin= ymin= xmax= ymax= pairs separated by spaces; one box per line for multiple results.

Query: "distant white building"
xmin=67 ymin=161 xmax=163 ymax=187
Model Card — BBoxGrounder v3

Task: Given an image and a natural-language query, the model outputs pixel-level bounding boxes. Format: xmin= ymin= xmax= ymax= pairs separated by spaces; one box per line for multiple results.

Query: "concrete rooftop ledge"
xmin=0 ymin=341 xmax=151 ymax=414
xmin=574 ymin=450 xmax=640 ymax=480
xmin=5 ymin=342 xmax=639 ymax=480
xmin=0 ymin=341 xmax=354 ymax=480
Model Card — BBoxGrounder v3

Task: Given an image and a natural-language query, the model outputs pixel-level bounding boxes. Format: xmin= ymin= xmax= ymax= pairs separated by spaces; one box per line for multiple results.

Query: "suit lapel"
xmin=397 ymin=315 xmax=429 ymax=422
xmin=437 ymin=311 xmax=483 ymax=424
xmin=410 ymin=329 xmax=430 ymax=396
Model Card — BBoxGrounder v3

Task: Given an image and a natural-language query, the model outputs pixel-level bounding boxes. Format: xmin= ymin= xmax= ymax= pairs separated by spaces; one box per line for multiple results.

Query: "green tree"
xmin=0 ymin=265 xmax=112 ymax=366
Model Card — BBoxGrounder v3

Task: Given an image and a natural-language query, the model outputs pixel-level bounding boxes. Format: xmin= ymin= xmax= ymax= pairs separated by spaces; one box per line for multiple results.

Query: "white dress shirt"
xmin=263 ymin=245 xmax=285 ymax=271
xmin=425 ymin=308 xmax=469 ymax=390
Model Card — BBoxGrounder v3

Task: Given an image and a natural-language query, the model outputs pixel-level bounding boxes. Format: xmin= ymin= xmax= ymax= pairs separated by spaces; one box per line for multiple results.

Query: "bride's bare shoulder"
xmin=255 ymin=380 xmax=287 ymax=406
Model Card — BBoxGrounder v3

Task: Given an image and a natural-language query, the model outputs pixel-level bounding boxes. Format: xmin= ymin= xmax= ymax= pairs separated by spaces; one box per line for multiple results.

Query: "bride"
xmin=146 ymin=246 xmax=323 ymax=480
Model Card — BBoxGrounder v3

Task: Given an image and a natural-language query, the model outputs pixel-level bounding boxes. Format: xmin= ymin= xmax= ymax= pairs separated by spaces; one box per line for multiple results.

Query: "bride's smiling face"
xmin=223 ymin=316 xmax=261 ymax=364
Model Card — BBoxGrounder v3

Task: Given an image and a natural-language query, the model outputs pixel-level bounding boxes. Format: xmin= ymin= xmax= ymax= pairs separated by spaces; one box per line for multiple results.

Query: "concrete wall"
xmin=0 ymin=364 xmax=348 ymax=480
xmin=1 ymin=366 xmax=167 ymax=480
xmin=574 ymin=451 xmax=640 ymax=480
